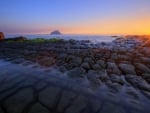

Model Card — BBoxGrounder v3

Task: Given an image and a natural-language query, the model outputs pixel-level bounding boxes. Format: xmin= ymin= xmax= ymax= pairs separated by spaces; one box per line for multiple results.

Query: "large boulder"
xmin=118 ymin=63 xmax=136 ymax=75
xmin=0 ymin=32 xmax=4 ymax=40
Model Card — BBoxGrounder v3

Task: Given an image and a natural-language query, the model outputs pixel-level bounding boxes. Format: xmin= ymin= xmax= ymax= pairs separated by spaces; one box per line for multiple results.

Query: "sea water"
xmin=6 ymin=34 xmax=117 ymax=43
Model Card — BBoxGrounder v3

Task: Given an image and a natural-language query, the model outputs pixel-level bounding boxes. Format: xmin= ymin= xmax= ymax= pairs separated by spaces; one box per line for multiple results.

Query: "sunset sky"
xmin=0 ymin=0 xmax=150 ymax=35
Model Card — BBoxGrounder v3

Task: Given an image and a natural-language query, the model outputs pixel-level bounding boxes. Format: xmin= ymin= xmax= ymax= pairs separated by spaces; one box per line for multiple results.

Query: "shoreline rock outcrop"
xmin=0 ymin=32 xmax=4 ymax=40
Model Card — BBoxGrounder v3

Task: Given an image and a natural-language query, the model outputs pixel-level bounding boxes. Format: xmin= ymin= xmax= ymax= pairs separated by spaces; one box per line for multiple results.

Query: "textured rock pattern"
xmin=0 ymin=36 xmax=150 ymax=113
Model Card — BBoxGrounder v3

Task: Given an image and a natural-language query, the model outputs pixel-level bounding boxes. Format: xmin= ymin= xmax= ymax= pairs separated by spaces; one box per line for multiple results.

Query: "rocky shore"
xmin=0 ymin=36 xmax=150 ymax=113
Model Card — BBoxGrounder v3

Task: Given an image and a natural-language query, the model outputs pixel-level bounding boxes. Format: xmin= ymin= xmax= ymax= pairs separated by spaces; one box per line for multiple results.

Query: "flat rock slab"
xmin=0 ymin=60 xmax=150 ymax=113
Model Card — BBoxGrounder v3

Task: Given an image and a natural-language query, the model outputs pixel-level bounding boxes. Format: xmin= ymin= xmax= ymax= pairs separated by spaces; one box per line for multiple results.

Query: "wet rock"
xmin=39 ymin=86 xmax=61 ymax=108
xmin=119 ymin=63 xmax=136 ymax=75
xmin=38 ymin=57 xmax=55 ymax=67
xmin=106 ymin=82 xmax=122 ymax=92
xmin=57 ymin=90 xmax=76 ymax=112
xmin=65 ymin=96 xmax=87 ymax=113
xmin=4 ymin=88 xmax=34 ymax=113
xmin=125 ymin=74 xmax=150 ymax=91
xmin=80 ymin=62 xmax=90 ymax=70
xmin=87 ymin=70 xmax=102 ymax=84
xmin=135 ymin=63 xmax=150 ymax=74
xmin=110 ymin=74 xmax=124 ymax=85
xmin=66 ymin=55 xmax=75 ymax=62
xmin=71 ymin=56 xmax=82 ymax=66
xmin=142 ymin=90 xmax=150 ymax=99
xmin=107 ymin=62 xmax=121 ymax=75
xmin=28 ymin=103 xmax=49 ymax=113
xmin=140 ymin=57 xmax=150 ymax=64
xmin=96 ymin=60 xmax=105 ymax=68
xmin=143 ymin=47 xmax=150 ymax=55
xmin=142 ymin=73 xmax=150 ymax=83
xmin=126 ymin=87 xmax=139 ymax=99
xmin=67 ymin=67 xmax=85 ymax=78
xmin=84 ymin=57 xmax=94 ymax=65
xmin=58 ymin=53 xmax=67 ymax=60
xmin=92 ymin=64 xmax=101 ymax=70
xmin=111 ymin=53 xmax=118 ymax=60
xmin=100 ymin=102 xmax=126 ymax=113
xmin=58 ymin=66 xmax=66 ymax=72
xmin=35 ymin=81 xmax=47 ymax=90
xmin=0 ymin=108 xmax=4 ymax=113
xmin=98 ymin=70 xmax=109 ymax=82
xmin=66 ymin=63 xmax=79 ymax=69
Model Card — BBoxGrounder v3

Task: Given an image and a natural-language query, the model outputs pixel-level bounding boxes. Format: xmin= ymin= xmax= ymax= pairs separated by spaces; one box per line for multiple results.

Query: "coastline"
xmin=0 ymin=36 xmax=150 ymax=113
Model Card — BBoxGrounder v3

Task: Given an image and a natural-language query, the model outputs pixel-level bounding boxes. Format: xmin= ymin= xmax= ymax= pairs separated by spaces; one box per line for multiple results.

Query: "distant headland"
xmin=50 ymin=30 xmax=61 ymax=35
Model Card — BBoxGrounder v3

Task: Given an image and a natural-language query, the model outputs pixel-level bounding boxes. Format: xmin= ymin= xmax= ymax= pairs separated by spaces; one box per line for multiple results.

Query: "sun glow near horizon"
xmin=1 ymin=0 xmax=150 ymax=35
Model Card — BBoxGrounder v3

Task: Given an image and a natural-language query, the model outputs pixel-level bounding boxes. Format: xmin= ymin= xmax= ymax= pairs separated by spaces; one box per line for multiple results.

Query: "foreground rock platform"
xmin=0 ymin=36 xmax=150 ymax=113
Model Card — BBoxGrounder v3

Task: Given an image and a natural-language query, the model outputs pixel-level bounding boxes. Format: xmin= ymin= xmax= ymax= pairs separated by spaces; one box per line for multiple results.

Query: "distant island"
xmin=50 ymin=30 xmax=61 ymax=35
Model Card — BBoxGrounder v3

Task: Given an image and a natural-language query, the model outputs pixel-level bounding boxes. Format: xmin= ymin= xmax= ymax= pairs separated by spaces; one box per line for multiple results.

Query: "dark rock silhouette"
xmin=50 ymin=30 xmax=61 ymax=35
xmin=4 ymin=36 xmax=27 ymax=41
xmin=0 ymin=32 xmax=4 ymax=40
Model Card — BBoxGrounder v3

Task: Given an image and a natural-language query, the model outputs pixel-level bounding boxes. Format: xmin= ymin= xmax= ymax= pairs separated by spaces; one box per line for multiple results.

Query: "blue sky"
xmin=0 ymin=0 xmax=150 ymax=35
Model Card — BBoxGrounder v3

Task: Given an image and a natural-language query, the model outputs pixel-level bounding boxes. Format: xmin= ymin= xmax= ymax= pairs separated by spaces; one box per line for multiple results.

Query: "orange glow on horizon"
xmin=43 ymin=17 xmax=150 ymax=35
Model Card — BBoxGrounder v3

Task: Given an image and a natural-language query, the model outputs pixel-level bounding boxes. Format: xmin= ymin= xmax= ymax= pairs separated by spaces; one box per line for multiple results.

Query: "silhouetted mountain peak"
xmin=50 ymin=30 xmax=61 ymax=35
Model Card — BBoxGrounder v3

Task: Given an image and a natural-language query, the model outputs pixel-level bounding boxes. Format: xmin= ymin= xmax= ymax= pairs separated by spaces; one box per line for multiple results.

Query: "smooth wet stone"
xmin=96 ymin=60 xmax=105 ymax=68
xmin=65 ymin=96 xmax=87 ymax=113
xmin=106 ymin=82 xmax=122 ymax=92
xmin=98 ymin=70 xmax=109 ymax=82
xmin=125 ymin=74 xmax=150 ymax=91
xmin=57 ymin=90 xmax=77 ymax=112
xmin=125 ymin=98 xmax=145 ymax=112
xmin=35 ymin=81 xmax=47 ymax=90
xmin=11 ymin=58 xmax=25 ymax=64
xmin=67 ymin=67 xmax=85 ymax=78
xmin=71 ymin=56 xmax=82 ymax=66
xmin=111 ymin=53 xmax=118 ymax=60
xmin=80 ymin=62 xmax=90 ymax=70
xmin=4 ymin=88 xmax=34 ymax=113
xmin=38 ymin=57 xmax=55 ymax=67
xmin=142 ymin=90 xmax=150 ymax=99
xmin=28 ymin=103 xmax=49 ymax=113
xmin=0 ymin=108 xmax=4 ymax=113
xmin=92 ymin=64 xmax=101 ymax=70
xmin=99 ymin=103 xmax=126 ymax=113
xmin=39 ymin=86 xmax=61 ymax=108
xmin=66 ymin=55 xmax=75 ymax=62
xmin=140 ymin=57 xmax=150 ymax=64
xmin=84 ymin=57 xmax=94 ymax=65
xmin=87 ymin=70 xmax=102 ymax=84
xmin=119 ymin=63 xmax=136 ymax=75
xmin=135 ymin=63 xmax=150 ymax=74
xmin=18 ymin=77 xmax=38 ymax=87
xmin=22 ymin=61 xmax=33 ymax=66
xmin=107 ymin=62 xmax=121 ymax=75
xmin=110 ymin=74 xmax=124 ymax=85
xmin=58 ymin=66 xmax=66 ymax=72
xmin=0 ymin=75 xmax=26 ymax=92
xmin=58 ymin=53 xmax=67 ymax=60
xmin=142 ymin=73 xmax=150 ymax=83
xmin=126 ymin=87 xmax=139 ymax=99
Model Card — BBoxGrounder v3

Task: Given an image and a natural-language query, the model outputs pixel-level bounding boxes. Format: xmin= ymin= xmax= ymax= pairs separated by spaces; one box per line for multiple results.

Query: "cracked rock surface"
xmin=0 ymin=36 xmax=150 ymax=113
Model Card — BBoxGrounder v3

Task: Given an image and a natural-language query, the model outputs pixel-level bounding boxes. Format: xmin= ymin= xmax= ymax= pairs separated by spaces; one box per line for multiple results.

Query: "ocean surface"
xmin=6 ymin=34 xmax=118 ymax=43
